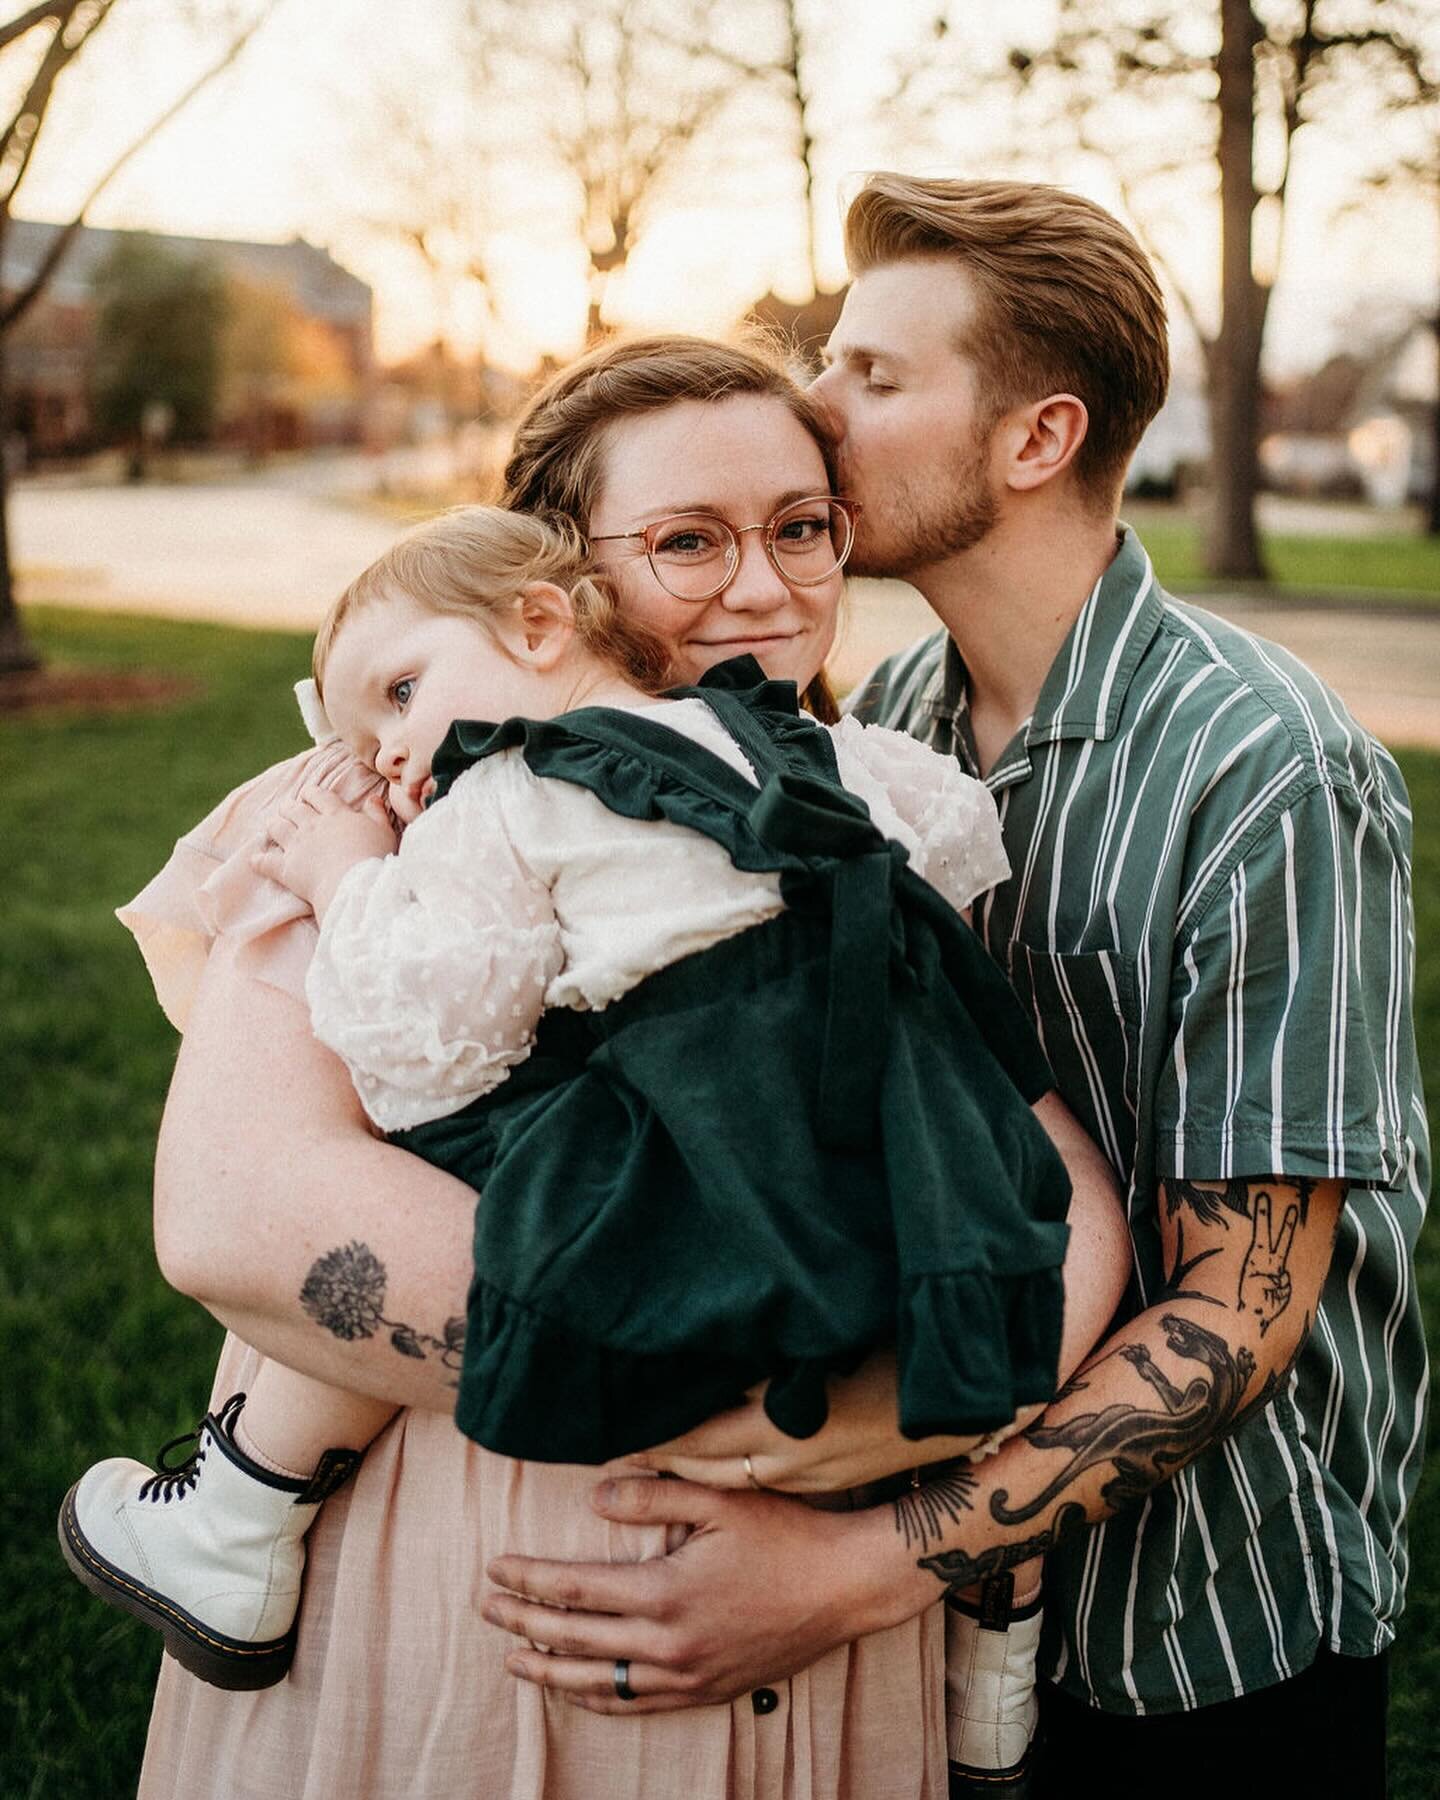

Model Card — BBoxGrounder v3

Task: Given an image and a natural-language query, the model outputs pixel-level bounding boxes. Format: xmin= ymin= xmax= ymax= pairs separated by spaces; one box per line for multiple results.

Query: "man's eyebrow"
xmin=824 ymin=341 xmax=905 ymax=372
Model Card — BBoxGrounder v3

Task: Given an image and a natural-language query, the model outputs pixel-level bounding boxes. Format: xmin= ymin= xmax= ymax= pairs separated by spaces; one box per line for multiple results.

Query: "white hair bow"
xmin=294 ymin=677 xmax=339 ymax=745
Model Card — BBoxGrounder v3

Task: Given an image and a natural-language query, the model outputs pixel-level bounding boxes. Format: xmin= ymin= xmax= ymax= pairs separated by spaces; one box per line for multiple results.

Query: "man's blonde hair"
xmin=845 ymin=174 xmax=1169 ymax=502
xmin=313 ymin=506 xmax=669 ymax=695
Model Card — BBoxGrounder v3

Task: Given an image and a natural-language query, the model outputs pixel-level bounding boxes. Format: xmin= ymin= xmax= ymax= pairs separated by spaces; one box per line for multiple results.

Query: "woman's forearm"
xmin=1029 ymin=1088 xmax=1130 ymax=1382
xmin=154 ymin=945 xmax=476 ymax=1412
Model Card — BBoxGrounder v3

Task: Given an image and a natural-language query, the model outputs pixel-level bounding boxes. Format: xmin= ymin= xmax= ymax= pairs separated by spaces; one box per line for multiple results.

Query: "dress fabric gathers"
xmin=120 ymin=718 xmax=950 ymax=1800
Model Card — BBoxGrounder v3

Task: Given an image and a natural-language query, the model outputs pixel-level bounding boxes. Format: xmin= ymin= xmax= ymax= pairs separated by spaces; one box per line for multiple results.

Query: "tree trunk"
xmin=0 ymin=342 xmax=40 ymax=677
xmin=1206 ymin=0 xmax=1269 ymax=581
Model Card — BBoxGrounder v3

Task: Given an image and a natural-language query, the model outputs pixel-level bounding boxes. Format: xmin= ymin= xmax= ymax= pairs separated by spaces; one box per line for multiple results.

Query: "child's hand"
xmin=253 ymin=785 xmax=398 ymax=920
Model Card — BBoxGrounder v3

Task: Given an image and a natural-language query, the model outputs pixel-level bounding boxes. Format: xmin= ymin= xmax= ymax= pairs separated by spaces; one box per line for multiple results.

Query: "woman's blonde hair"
xmin=313 ymin=506 xmax=670 ymax=695
xmin=502 ymin=334 xmax=841 ymax=722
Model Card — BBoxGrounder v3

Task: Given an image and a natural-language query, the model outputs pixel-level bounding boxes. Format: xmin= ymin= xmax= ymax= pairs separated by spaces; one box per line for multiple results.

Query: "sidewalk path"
xmin=13 ymin=473 xmax=1438 ymax=751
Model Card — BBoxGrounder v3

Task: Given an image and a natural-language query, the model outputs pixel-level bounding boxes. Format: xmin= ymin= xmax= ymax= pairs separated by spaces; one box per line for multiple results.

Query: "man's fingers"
xmin=482 ymin=1590 xmax=668 ymax=1662
xmin=485 ymin=1551 xmax=669 ymax=1617
xmin=503 ymin=1652 xmax=702 ymax=1714
xmin=591 ymin=1474 xmax=736 ymax=1529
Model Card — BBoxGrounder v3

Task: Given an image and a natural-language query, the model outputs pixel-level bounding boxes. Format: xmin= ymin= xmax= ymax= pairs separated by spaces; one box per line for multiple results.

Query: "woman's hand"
xmin=630 ymin=1353 xmax=1004 ymax=1494
xmin=252 ymin=783 xmax=397 ymax=920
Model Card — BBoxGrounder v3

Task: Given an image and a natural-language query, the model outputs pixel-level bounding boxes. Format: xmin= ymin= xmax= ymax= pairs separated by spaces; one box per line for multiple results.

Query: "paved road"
xmin=13 ymin=471 xmax=1439 ymax=750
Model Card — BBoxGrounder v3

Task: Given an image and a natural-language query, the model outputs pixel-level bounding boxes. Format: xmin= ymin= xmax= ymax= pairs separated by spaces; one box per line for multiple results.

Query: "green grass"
xmin=1125 ymin=506 xmax=1440 ymax=604
xmin=2 ymin=606 xmax=1437 ymax=1795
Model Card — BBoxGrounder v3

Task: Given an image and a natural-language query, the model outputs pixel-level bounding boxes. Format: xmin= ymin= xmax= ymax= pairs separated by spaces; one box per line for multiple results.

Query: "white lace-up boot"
xmin=946 ymin=1574 xmax=1043 ymax=1794
xmin=57 ymin=1392 xmax=360 ymax=1690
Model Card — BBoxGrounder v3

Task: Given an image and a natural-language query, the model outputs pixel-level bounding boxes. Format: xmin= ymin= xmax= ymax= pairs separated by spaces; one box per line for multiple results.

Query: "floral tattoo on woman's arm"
xmin=300 ymin=1240 xmax=464 ymax=1382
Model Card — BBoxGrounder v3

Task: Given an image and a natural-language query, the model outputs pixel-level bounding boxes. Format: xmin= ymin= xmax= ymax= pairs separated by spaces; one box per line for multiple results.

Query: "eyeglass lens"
xmin=646 ymin=498 xmax=852 ymax=599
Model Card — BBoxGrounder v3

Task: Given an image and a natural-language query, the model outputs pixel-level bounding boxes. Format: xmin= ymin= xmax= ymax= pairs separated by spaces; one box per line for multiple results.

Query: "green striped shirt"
xmin=849 ymin=527 xmax=1429 ymax=1714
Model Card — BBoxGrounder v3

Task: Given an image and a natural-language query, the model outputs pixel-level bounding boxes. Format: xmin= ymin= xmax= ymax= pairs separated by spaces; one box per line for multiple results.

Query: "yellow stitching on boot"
xmin=62 ymin=1496 xmax=289 ymax=1659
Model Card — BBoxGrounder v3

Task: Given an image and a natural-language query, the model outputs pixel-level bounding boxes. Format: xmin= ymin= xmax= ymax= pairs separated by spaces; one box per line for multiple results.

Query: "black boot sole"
xmin=57 ymin=1482 xmax=297 ymax=1691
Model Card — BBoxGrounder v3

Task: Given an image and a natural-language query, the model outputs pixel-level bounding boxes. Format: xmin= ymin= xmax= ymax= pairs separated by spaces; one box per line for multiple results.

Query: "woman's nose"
xmin=719 ymin=529 xmax=790 ymax=612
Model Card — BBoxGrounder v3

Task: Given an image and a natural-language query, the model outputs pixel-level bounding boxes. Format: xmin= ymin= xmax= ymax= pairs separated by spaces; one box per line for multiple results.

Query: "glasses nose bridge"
xmin=718 ymin=515 xmax=789 ymax=603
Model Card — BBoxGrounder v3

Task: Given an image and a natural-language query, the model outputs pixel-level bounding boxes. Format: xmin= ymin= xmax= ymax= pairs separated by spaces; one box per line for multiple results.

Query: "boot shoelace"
xmin=138 ymin=1429 xmax=208 ymax=1503
xmin=137 ymin=1392 xmax=246 ymax=1503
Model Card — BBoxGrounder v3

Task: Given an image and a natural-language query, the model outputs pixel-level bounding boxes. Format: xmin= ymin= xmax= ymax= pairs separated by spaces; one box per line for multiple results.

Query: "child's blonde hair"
xmin=313 ymin=506 xmax=671 ymax=696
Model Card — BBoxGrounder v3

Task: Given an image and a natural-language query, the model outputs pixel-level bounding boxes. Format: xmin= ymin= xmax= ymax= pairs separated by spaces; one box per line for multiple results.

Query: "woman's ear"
xmin=999 ymin=393 xmax=1089 ymax=494
xmin=509 ymin=582 xmax=578 ymax=667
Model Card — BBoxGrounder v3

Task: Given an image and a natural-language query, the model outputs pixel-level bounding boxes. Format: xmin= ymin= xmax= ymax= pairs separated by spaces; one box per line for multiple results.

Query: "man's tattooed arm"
xmin=300 ymin=1240 xmax=465 ymax=1385
xmin=893 ymin=1176 xmax=1344 ymax=1591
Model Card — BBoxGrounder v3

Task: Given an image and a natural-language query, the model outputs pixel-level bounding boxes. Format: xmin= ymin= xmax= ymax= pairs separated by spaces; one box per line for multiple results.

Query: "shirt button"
xmin=751 ymin=1687 xmax=779 ymax=1715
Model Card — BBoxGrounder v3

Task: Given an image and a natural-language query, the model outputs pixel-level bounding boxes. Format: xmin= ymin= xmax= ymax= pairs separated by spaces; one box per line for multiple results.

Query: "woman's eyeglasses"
xmin=590 ymin=496 xmax=861 ymax=602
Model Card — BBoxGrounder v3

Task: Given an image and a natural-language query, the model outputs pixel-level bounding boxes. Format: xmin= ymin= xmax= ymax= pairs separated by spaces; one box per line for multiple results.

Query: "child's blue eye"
xmin=390 ymin=676 xmax=415 ymax=707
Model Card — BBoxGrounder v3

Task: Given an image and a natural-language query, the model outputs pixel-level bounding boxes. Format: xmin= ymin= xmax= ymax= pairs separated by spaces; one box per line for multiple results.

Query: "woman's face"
xmin=587 ymin=394 xmax=843 ymax=690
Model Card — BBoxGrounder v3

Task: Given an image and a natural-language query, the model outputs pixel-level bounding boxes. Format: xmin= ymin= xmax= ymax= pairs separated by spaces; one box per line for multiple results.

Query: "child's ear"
xmin=513 ymin=582 xmax=577 ymax=665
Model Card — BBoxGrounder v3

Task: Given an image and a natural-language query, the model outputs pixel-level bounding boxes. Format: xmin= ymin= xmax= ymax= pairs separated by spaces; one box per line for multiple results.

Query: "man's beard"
xmin=846 ymin=438 xmax=999 ymax=578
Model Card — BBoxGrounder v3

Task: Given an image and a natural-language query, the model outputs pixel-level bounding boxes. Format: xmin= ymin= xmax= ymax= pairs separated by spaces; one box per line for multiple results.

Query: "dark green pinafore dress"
xmin=395 ymin=658 xmax=1071 ymax=1464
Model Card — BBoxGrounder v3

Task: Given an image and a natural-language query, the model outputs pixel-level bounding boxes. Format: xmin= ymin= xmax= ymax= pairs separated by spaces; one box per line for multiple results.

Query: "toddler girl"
xmin=60 ymin=506 xmax=1072 ymax=1784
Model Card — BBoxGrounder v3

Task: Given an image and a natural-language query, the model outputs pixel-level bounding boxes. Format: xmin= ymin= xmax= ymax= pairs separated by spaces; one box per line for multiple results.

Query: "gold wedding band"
xmin=744 ymin=1454 xmax=764 ymax=1491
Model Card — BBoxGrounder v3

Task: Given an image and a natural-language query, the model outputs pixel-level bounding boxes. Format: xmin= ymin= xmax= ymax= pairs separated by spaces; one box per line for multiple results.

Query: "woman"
xmin=129 ymin=336 xmax=1125 ymax=1799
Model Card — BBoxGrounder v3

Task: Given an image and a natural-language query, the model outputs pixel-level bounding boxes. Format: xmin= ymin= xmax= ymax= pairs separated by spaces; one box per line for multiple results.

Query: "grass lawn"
xmin=1124 ymin=503 xmax=1440 ymax=604
xmin=3 ymin=606 xmax=1438 ymax=1796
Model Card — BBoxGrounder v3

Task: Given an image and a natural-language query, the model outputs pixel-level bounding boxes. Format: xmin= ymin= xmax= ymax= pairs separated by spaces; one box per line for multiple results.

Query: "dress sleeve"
xmin=304 ymin=755 xmax=564 ymax=1133
xmin=826 ymin=714 xmax=1011 ymax=912
xmin=116 ymin=742 xmax=387 ymax=1029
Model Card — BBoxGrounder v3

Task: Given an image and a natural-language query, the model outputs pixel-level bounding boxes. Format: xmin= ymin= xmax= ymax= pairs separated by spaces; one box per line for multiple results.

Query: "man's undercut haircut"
xmin=845 ymin=175 xmax=1170 ymax=504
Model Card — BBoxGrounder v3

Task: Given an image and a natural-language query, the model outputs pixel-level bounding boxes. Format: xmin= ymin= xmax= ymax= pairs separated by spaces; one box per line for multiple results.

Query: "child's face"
xmin=322 ymin=594 xmax=546 ymax=823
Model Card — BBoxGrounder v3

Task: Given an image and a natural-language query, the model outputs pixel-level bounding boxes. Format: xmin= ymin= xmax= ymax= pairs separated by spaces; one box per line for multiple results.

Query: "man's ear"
xmin=998 ymin=394 xmax=1089 ymax=494
xmin=509 ymin=581 xmax=577 ymax=667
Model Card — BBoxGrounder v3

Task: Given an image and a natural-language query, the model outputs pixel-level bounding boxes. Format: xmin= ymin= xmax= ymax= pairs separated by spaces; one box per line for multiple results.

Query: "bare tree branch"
xmin=0 ymin=0 xmax=281 ymax=333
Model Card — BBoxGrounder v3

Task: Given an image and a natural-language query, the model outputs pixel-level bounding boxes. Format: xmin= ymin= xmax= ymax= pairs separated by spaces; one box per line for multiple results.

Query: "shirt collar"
xmin=921 ymin=525 xmax=1165 ymax=784
xmin=1026 ymin=525 xmax=1165 ymax=747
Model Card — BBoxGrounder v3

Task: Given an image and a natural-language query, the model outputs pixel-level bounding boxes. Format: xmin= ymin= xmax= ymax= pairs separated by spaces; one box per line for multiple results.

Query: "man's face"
xmin=810 ymin=259 xmax=1002 ymax=578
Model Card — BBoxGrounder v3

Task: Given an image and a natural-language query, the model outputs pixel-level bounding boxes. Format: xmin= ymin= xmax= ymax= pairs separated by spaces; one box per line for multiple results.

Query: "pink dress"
xmin=121 ymin=743 xmax=948 ymax=1800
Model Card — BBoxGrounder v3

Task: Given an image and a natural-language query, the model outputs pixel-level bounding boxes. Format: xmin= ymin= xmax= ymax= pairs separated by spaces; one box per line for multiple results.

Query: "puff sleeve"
xmin=826 ymin=714 xmax=1010 ymax=912
xmin=305 ymin=754 xmax=563 ymax=1132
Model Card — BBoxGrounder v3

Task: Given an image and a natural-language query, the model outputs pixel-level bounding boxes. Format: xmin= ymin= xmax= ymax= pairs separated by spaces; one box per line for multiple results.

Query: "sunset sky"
xmin=10 ymin=0 xmax=1436 ymax=377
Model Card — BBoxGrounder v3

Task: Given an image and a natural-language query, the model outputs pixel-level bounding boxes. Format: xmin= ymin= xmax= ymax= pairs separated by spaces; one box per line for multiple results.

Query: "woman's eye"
xmin=389 ymin=676 xmax=416 ymax=707
xmin=655 ymin=522 xmax=724 ymax=558
xmin=776 ymin=513 xmax=828 ymax=543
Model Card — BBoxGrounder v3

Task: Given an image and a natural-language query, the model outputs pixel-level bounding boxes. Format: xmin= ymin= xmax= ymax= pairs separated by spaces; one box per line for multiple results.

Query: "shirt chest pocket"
xmin=1005 ymin=943 xmax=1140 ymax=1179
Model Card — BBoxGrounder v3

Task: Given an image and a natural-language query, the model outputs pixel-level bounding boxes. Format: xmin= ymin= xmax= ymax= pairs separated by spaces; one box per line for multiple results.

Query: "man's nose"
xmin=807 ymin=367 xmax=845 ymax=432
xmin=719 ymin=528 xmax=790 ymax=611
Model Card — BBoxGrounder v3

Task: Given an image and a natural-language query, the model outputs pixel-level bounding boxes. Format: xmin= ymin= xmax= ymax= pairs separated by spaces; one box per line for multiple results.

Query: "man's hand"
xmin=482 ymin=1477 xmax=915 ymax=1712
xmin=252 ymin=783 xmax=397 ymax=920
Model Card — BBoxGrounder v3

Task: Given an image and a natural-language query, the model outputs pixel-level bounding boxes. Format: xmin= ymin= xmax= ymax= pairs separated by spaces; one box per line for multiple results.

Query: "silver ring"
xmin=613 ymin=1658 xmax=637 ymax=1701
xmin=744 ymin=1454 xmax=763 ymax=1492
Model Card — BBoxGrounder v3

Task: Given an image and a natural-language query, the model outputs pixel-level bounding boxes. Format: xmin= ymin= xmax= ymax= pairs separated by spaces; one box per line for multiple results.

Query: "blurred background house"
xmin=2 ymin=220 xmax=373 ymax=463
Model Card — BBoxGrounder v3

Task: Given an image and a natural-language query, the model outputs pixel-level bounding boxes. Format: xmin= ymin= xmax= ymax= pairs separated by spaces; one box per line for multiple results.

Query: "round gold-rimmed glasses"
xmin=590 ymin=496 xmax=861 ymax=602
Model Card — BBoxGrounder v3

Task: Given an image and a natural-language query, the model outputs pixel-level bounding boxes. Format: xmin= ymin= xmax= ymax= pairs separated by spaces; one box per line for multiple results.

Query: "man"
xmin=482 ymin=177 xmax=1428 ymax=1796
